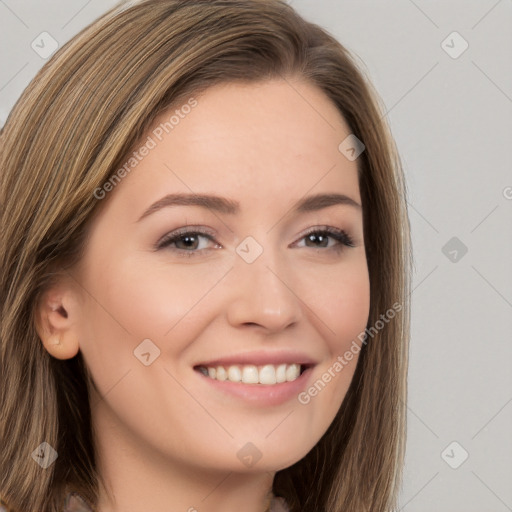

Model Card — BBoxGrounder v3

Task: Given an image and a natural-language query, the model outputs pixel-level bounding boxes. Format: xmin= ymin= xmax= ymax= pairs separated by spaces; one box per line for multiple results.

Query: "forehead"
xmin=100 ymin=79 xmax=361 ymax=220
xmin=150 ymin=79 xmax=353 ymax=160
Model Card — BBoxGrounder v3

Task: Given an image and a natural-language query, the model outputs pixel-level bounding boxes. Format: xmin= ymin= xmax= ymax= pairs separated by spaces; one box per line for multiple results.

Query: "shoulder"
xmin=63 ymin=492 xmax=94 ymax=512
xmin=270 ymin=495 xmax=291 ymax=512
xmin=61 ymin=492 xmax=289 ymax=512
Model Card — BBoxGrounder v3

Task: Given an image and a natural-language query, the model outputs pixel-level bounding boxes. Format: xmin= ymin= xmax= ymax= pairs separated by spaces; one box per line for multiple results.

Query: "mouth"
xmin=193 ymin=363 xmax=313 ymax=385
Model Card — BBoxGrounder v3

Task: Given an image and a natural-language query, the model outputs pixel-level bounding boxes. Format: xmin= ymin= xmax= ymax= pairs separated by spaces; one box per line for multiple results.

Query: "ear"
xmin=35 ymin=277 xmax=82 ymax=360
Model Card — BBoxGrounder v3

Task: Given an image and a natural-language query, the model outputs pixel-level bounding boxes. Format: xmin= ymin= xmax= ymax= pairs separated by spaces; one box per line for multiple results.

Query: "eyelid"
xmin=155 ymin=225 xmax=218 ymax=250
xmin=293 ymin=225 xmax=356 ymax=248
xmin=155 ymin=224 xmax=357 ymax=254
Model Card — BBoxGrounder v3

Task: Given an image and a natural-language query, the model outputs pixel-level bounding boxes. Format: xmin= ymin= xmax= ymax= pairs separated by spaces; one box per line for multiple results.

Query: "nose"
xmin=225 ymin=248 xmax=302 ymax=334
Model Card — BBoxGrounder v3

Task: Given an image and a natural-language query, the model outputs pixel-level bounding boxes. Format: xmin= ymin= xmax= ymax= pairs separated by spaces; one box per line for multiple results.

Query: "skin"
xmin=36 ymin=78 xmax=370 ymax=512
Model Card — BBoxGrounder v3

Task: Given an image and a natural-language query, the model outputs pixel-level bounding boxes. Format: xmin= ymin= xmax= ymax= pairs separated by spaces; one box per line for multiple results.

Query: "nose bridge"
xmin=225 ymin=235 xmax=302 ymax=331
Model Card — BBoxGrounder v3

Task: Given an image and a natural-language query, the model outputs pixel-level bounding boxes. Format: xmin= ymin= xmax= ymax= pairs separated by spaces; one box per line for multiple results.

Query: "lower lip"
xmin=194 ymin=367 xmax=315 ymax=406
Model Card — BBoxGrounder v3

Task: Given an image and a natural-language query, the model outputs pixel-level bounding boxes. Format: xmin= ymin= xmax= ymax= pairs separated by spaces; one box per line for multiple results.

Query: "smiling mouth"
xmin=194 ymin=363 xmax=311 ymax=385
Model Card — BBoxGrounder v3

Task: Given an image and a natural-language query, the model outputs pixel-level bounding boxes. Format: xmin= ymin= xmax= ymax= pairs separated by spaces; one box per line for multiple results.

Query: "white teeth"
xmin=258 ymin=364 xmax=276 ymax=385
xmin=217 ymin=366 xmax=227 ymax=380
xmin=275 ymin=364 xmax=287 ymax=383
xmin=198 ymin=363 xmax=303 ymax=385
xmin=242 ymin=365 xmax=259 ymax=384
xmin=227 ymin=366 xmax=242 ymax=382
xmin=286 ymin=364 xmax=300 ymax=381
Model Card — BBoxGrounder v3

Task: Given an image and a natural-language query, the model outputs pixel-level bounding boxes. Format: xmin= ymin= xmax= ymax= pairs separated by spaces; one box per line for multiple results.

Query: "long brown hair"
xmin=0 ymin=1 xmax=411 ymax=510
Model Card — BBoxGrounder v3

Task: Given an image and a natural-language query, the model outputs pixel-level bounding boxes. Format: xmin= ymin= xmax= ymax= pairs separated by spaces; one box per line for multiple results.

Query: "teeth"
xmin=227 ymin=366 xmax=241 ymax=382
xmin=198 ymin=363 xmax=302 ymax=385
xmin=216 ymin=366 xmax=227 ymax=380
xmin=275 ymin=364 xmax=287 ymax=383
xmin=242 ymin=365 xmax=259 ymax=384
xmin=259 ymin=365 xmax=275 ymax=384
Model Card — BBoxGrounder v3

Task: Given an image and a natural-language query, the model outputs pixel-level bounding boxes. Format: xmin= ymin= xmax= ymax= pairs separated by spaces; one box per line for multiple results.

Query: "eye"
xmin=295 ymin=226 xmax=355 ymax=251
xmin=156 ymin=227 xmax=220 ymax=257
xmin=156 ymin=225 xmax=356 ymax=258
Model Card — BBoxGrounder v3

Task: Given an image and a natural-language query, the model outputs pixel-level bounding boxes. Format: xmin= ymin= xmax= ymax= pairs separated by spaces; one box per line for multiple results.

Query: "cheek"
xmin=305 ymin=256 xmax=371 ymax=350
xmin=297 ymin=258 xmax=369 ymax=416
xmin=109 ymin=257 xmax=233 ymax=341
xmin=296 ymin=320 xmax=367 ymax=445
xmin=77 ymin=254 xmax=230 ymax=370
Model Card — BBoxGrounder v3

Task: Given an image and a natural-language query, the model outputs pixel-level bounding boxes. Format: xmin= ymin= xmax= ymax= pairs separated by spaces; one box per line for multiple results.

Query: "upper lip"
xmin=194 ymin=350 xmax=318 ymax=368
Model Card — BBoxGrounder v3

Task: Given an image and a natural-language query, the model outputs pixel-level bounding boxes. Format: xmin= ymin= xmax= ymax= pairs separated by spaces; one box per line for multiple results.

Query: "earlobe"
xmin=35 ymin=288 xmax=81 ymax=360
xmin=41 ymin=331 xmax=80 ymax=360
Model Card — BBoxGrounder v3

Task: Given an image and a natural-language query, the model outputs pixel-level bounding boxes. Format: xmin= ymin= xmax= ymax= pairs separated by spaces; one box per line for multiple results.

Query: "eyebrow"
xmin=136 ymin=192 xmax=361 ymax=222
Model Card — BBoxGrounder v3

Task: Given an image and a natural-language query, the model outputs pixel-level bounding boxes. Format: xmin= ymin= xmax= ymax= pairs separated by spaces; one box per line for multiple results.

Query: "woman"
xmin=0 ymin=1 xmax=411 ymax=511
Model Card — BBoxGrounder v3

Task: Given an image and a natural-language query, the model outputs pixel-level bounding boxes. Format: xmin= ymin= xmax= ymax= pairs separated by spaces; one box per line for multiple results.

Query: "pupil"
xmin=180 ymin=235 xmax=197 ymax=249
xmin=308 ymin=233 xmax=327 ymax=247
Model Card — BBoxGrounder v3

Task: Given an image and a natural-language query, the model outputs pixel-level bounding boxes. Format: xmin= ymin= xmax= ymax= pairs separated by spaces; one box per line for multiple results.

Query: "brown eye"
xmin=157 ymin=228 xmax=220 ymax=257
xmin=297 ymin=227 xmax=355 ymax=251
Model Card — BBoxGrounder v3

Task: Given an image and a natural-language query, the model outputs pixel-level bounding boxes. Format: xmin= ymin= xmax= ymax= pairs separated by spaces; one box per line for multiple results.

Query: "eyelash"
xmin=156 ymin=226 xmax=355 ymax=258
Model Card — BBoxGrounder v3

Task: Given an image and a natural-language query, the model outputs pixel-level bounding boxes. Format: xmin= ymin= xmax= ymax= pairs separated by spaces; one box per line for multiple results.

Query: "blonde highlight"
xmin=0 ymin=1 xmax=411 ymax=511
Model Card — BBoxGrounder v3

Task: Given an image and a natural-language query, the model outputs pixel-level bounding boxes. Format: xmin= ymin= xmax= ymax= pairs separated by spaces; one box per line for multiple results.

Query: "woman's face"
xmin=71 ymin=79 xmax=370 ymax=474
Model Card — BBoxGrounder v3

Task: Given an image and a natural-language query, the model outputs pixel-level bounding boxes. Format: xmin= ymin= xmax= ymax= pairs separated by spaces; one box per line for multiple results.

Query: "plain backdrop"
xmin=1 ymin=1 xmax=511 ymax=511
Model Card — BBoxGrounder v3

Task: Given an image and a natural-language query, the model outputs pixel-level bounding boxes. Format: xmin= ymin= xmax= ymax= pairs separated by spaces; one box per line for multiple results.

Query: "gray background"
xmin=1 ymin=1 xmax=511 ymax=510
